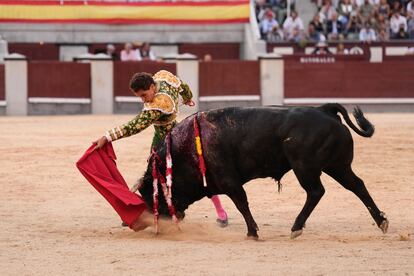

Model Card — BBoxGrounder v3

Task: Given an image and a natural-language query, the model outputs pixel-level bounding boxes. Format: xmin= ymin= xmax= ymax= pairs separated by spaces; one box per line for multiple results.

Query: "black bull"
xmin=136 ymin=104 xmax=389 ymax=239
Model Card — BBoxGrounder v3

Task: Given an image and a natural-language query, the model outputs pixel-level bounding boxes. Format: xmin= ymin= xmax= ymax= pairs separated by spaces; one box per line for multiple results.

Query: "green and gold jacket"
xmin=105 ymin=70 xmax=193 ymax=147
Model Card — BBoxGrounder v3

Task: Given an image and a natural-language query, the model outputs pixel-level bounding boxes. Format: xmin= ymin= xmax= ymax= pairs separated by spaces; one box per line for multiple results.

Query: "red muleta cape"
xmin=76 ymin=143 xmax=147 ymax=228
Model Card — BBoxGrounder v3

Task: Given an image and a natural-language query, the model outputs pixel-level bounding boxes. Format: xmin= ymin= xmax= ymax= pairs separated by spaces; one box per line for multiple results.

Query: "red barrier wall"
xmin=179 ymin=43 xmax=240 ymax=60
xmin=199 ymin=60 xmax=260 ymax=96
xmin=28 ymin=62 xmax=91 ymax=98
xmin=285 ymin=60 xmax=414 ymax=98
xmin=113 ymin=61 xmax=176 ymax=96
xmin=0 ymin=65 xmax=4 ymax=101
xmin=9 ymin=43 xmax=59 ymax=61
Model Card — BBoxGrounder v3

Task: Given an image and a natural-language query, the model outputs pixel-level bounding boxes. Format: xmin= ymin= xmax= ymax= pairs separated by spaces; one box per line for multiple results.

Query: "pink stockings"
xmin=210 ymin=195 xmax=228 ymax=221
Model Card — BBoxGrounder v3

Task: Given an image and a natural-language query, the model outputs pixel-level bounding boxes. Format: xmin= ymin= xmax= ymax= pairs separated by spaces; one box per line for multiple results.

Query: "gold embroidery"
xmin=153 ymin=70 xmax=181 ymax=88
xmin=153 ymin=113 xmax=177 ymax=126
xmin=143 ymin=93 xmax=175 ymax=114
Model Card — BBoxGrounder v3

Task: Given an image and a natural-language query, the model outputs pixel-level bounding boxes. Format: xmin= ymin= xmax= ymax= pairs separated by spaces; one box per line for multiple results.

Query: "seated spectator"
xmin=283 ymin=10 xmax=304 ymax=39
xmin=391 ymin=0 xmax=402 ymax=13
xmin=326 ymin=12 xmax=345 ymax=40
xmin=309 ymin=14 xmax=325 ymax=33
xmin=345 ymin=12 xmax=362 ymax=40
xmin=394 ymin=23 xmax=410 ymax=38
xmin=120 ymin=42 xmax=138 ymax=61
xmin=390 ymin=9 xmax=408 ymax=38
xmin=378 ymin=27 xmax=390 ymax=41
xmin=353 ymin=0 xmax=377 ymax=7
xmin=312 ymin=41 xmax=333 ymax=54
xmin=336 ymin=43 xmax=350 ymax=54
xmin=319 ymin=0 xmax=336 ymax=23
xmin=409 ymin=17 xmax=414 ymax=39
xmin=267 ymin=25 xmax=285 ymax=42
xmin=257 ymin=6 xmax=271 ymax=22
xmin=105 ymin=44 xmax=118 ymax=60
xmin=377 ymin=0 xmax=391 ymax=18
xmin=203 ymin=54 xmax=212 ymax=62
xmin=136 ymin=42 xmax=156 ymax=61
xmin=408 ymin=0 xmax=414 ymax=18
xmin=307 ymin=24 xmax=322 ymax=42
xmin=260 ymin=9 xmax=280 ymax=40
xmin=359 ymin=22 xmax=377 ymax=42
xmin=255 ymin=0 xmax=267 ymax=19
xmin=287 ymin=26 xmax=304 ymax=42
xmin=337 ymin=0 xmax=354 ymax=25
xmin=358 ymin=0 xmax=375 ymax=24
xmin=374 ymin=13 xmax=390 ymax=32
xmin=273 ymin=0 xmax=289 ymax=25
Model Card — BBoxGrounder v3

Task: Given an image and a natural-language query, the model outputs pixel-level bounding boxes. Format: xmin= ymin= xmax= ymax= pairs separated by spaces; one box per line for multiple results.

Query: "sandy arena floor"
xmin=0 ymin=112 xmax=413 ymax=275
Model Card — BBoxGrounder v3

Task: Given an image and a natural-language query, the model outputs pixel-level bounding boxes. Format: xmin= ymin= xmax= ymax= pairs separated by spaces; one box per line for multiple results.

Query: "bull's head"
xmin=135 ymin=170 xmax=187 ymax=220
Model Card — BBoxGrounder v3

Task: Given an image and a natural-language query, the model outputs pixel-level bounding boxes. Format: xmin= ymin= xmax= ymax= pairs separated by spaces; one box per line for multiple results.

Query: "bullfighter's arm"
xmin=105 ymin=110 xmax=162 ymax=142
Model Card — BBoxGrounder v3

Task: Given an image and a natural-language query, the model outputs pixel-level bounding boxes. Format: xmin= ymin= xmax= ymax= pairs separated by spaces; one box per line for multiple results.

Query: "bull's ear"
xmin=130 ymin=177 xmax=144 ymax=193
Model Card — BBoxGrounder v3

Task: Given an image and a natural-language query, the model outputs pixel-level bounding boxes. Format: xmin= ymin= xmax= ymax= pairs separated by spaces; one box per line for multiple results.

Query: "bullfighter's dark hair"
xmin=129 ymin=72 xmax=155 ymax=93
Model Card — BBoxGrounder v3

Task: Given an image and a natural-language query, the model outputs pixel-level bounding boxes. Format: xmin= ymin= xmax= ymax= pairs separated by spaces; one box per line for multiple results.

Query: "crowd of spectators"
xmin=105 ymin=42 xmax=157 ymax=61
xmin=256 ymin=0 xmax=414 ymax=43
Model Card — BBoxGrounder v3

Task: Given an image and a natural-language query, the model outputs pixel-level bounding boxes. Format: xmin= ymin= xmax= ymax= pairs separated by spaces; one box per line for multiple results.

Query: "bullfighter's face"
xmin=134 ymin=83 xmax=156 ymax=103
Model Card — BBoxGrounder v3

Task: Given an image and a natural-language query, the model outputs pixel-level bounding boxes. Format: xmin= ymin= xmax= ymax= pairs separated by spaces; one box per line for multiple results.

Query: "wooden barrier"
xmin=179 ymin=43 xmax=240 ymax=60
xmin=113 ymin=61 xmax=176 ymax=96
xmin=0 ymin=65 xmax=4 ymax=101
xmin=199 ymin=60 xmax=260 ymax=97
xmin=28 ymin=62 xmax=90 ymax=98
xmin=285 ymin=60 xmax=414 ymax=98
xmin=9 ymin=43 xmax=59 ymax=61
xmin=383 ymin=55 xmax=414 ymax=61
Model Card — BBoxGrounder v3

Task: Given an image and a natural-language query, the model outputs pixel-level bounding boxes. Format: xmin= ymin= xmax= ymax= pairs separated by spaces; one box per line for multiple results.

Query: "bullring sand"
xmin=0 ymin=113 xmax=413 ymax=275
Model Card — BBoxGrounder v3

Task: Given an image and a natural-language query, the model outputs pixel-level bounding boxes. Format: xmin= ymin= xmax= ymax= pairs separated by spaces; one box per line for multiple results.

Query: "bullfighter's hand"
xmin=93 ymin=136 xmax=108 ymax=150
xmin=183 ymin=99 xmax=195 ymax=106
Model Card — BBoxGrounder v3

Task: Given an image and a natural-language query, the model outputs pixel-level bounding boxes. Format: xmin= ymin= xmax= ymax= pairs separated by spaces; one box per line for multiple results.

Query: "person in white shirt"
xmin=359 ymin=22 xmax=377 ymax=42
xmin=283 ymin=10 xmax=304 ymax=39
xmin=390 ymin=10 xmax=408 ymax=37
xmin=260 ymin=9 xmax=279 ymax=39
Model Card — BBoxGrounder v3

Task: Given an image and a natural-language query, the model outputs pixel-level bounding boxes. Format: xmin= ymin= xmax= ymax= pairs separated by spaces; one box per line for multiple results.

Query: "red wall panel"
xmin=9 ymin=43 xmax=59 ymax=61
xmin=285 ymin=61 xmax=414 ymax=98
xmin=28 ymin=62 xmax=91 ymax=98
xmin=0 ymin=65 xmax=4 ymax=101
xmin=179 ymin=43 xmax=240 ymax=60
xmin=113 ymin=61 xmax=176 ymax=96
xmin=199 ymin=60 xmax=260 ymax=96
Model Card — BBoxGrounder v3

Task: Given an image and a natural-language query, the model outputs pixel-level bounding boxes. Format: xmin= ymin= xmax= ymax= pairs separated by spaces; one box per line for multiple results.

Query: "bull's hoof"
xmin=246 ymin=233 xmax=259 ymax=240
xmin=380 ymin=219 xmax=389 ymax=234
xmin=121 ymin=222 xmax=128 ymax=227
xmin=290 ymin=229 xmax=303 ymax=239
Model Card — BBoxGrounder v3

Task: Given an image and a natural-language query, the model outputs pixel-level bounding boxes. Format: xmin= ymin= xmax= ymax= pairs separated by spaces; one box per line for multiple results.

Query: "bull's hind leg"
xmin=291 ymin=169 xmax=325 ymax=239
xmin=325 ymin=166 xmax=389 ymax=233
xmin=227 ymin=187 xmax=259 ymax=239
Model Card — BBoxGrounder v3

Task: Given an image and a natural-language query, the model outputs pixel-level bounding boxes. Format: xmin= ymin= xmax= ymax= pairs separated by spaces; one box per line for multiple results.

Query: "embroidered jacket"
xmin=105 ymin=70 xmax=193 ymax=147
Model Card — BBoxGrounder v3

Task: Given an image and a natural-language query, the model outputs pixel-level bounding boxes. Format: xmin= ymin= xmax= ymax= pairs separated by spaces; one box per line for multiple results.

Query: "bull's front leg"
xmin=227 ymin=187 xmax=259 ymax=239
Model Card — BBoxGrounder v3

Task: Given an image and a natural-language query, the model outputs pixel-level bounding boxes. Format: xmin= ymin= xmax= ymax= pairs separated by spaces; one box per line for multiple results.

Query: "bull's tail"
xmin=321 ymin=103 xmax=375 ymax=138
